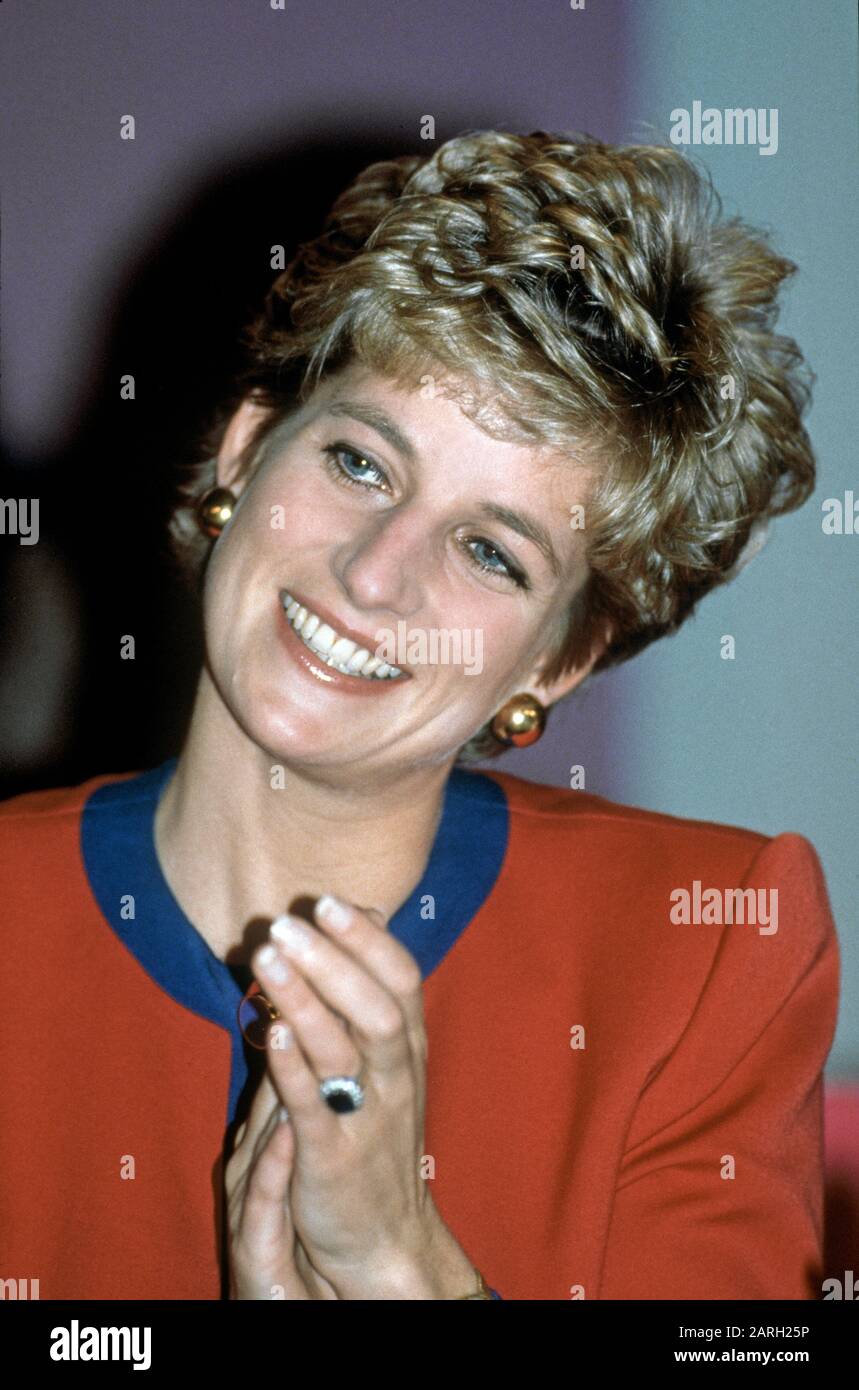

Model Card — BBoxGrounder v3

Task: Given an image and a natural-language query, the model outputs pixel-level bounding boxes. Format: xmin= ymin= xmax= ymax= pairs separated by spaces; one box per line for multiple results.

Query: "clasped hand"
xmin=224 ymin=894 xmax=476 ymax=1299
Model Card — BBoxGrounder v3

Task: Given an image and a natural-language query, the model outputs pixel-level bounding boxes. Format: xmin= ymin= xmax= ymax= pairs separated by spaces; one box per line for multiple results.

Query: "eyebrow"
xmin=326 ymin=399 xmax=418 ymax=462
xmin=324 ymin=398 xmax=564 ymax=578
xmin=475 ymin=502 xmax=563 ymax=580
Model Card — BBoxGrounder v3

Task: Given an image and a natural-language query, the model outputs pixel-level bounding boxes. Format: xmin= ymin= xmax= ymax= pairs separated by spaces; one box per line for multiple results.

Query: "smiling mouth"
xmin=280 ymin=591 xmax=406 ymax=680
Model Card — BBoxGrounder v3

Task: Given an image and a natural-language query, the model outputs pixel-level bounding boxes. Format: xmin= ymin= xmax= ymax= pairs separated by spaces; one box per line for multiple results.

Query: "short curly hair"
xmin=169 ymin=128 xmax=816 ymax=763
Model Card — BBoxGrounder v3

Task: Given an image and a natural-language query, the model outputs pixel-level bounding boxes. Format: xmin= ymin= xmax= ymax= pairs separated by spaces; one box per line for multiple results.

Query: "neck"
xmin=153 ymin=672 xmax=456 ymax=964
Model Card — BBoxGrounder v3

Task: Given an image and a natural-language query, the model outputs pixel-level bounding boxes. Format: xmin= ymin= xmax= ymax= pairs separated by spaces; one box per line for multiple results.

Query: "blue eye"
xmin=321 ymin=442 xmax=530 ymax=591
xmin=464 ymin=537 xmax=528 ymax=590
xmin=323 ymin=444 xmax=388 ymax=492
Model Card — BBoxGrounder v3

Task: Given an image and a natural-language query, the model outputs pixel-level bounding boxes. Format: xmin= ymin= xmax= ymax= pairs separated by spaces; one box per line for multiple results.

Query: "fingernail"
xmin=315 ymin=894 xmax=354 ymax=931
xmin=270 ymin=915 xmax=314 ymax=958
xmin=257 ymin=942 xmax=291 ymax=983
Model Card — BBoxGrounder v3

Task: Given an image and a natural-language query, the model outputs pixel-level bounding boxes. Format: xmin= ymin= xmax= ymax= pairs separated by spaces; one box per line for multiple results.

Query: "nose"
xmin=335 ymin=505 xmax=429 ymax=618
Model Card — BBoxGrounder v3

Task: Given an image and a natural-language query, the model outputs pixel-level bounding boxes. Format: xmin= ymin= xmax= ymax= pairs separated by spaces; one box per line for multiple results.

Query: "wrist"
xmin=327 ymin=1220 xmax=480 ymax=1300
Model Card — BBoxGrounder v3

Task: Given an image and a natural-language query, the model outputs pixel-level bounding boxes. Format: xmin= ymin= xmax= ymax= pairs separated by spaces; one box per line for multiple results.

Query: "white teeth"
xmin=281 ymin=592 xmax=403 ymax=680
xmin=330 ymin=636 xmax=358 ymax=664
xmin=309 ymin=622 xmax=336 ymax=655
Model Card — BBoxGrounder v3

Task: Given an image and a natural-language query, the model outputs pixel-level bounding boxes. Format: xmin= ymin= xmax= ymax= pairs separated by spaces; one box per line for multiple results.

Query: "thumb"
xmin=242 ymin=1103 xmax=296 ymax=1230
xmin=232 ymin=1108 xmax=307 ymax=1300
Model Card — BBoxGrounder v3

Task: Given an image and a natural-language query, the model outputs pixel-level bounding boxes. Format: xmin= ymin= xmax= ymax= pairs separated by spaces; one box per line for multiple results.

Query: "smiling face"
xmin=200 ymin=359 xmax=603 ymax=775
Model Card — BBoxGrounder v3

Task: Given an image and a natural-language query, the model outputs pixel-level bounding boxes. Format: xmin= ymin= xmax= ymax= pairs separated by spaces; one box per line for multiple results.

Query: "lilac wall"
xmin=1 ymin=0 xmax=634 ymax=461
xmin=0 ymin=0 xmax=637 ymax=793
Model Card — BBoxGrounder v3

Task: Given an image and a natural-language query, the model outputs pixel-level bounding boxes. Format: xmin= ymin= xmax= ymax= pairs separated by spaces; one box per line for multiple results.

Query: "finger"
xmin=225 ymin=1069 xmax=281 ymax=1192
xmin=258 ymin=915 xmax=417 ymax=1079
xmin=226 ymin=1094 xmax=282 ymax=1233
xmin=260 ymin=1006 xmax=342 ymax=1147
xmin=314 ymin=897 xmax=428 ymax=1092
xmin=255 ymin=943 xmax=363 ymax=1082
xmin=241 ymin=1109 xmax=293 ymax=1219
xmin=315 ymin=895 xmax=427 ymax=1039
xmin=232 ymin=1114 xmax=310 ymax=1301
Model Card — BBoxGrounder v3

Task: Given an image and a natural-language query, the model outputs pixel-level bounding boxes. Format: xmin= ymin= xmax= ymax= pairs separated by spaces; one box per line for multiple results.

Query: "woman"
xmin=0 ymin=130 xmax=839 ymax=1300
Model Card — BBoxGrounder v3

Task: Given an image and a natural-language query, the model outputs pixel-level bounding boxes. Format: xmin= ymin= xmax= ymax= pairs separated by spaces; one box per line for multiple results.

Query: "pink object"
xmin=824 ymin=1080 xmax=859 ymax=1288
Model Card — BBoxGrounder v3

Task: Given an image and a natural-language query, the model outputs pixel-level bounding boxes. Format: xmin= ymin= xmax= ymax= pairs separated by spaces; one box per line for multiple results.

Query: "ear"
xmin=215 ymin=396 xmax=274 ymax=495
xmin=522 ymin=619 xmax=613 ymax=711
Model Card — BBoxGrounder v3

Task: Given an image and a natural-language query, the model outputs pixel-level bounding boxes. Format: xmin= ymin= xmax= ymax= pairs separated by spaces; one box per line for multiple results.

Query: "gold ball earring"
xmin=490 ymin=692 xmax=546 ymax=747
xmin=196 ymin=486 xmax=237 ymax=538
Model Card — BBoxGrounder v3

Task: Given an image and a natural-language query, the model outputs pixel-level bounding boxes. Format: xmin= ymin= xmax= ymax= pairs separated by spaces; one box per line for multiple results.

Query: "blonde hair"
xmin=169 ymin=128 xmax=816 ymax=762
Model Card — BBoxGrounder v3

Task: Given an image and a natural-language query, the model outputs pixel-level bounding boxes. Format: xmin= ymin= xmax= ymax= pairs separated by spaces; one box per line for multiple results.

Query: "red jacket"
xmin=0 ymin=758 xmax=840 ymax=1298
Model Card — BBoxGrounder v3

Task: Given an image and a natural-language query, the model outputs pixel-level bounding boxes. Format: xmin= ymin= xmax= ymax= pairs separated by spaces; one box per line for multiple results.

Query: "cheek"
xmin=200 ymin=464 xmax=347 ymax=651
xmin=467 ymin=608 xmax=532 ymax=670
xmin=469 ymin=607 xmax=561 ymax=698
xmin=209 ymin=470 xmax=332 ymax=589
xmin=433 ymin=618 xmax=513 ymax=702
xmin=248 ymin=462 xmax=353 ymax=550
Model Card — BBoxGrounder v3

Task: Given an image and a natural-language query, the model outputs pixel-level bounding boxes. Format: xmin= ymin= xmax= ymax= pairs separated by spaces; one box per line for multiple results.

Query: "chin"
xmin=234 ymin=699 xmax=349 ymax=767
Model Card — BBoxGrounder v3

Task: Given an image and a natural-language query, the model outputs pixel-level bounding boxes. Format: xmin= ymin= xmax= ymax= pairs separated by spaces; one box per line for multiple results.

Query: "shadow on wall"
xmin=0 ymin=124 xmax=486 ymax=797
xmin=1 ymin=113 xmax=630 ymax=801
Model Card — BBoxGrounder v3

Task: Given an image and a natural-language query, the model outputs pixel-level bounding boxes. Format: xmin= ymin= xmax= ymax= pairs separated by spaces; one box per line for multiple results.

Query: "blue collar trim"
xmin=81 ymin=757 xmax=508 ymax=1126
